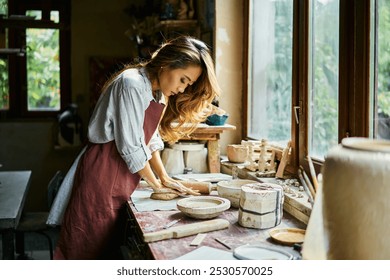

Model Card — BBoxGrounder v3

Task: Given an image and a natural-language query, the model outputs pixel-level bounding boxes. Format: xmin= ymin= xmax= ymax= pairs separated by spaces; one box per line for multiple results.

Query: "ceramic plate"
xmin=233 ymin=244 xmax=293 ymax=260
xmin=177 ymin=196 xmax=230 ymax=219
xmin=268 ymin=228 xmax=306 ymax=246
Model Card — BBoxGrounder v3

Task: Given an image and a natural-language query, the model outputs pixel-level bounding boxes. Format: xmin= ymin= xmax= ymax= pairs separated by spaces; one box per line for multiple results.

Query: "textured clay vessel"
xmin=227 ymin=144 xmax=248 ymax=163
xmin=320 ymin=137 xmax=390 ymax=259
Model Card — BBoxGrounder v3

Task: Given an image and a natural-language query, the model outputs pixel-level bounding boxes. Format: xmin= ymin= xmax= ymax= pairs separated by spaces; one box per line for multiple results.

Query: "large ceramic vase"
xmin=321 ymin=137 xmax=390 ymax=259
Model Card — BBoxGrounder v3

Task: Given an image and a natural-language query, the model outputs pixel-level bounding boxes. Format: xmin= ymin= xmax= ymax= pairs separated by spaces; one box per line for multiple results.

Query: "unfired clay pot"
xmin=227 ymin=144 xmax=248 ymax=163
xmin=304 ymin=137 xmax=390 ymax=260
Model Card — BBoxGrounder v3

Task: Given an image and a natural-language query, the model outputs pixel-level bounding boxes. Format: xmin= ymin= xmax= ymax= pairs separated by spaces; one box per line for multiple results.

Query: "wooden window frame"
xmin=1 ymin=0 xmax=71 ymax=119
xmin=243 ymin=0 xmax=372 ymax=177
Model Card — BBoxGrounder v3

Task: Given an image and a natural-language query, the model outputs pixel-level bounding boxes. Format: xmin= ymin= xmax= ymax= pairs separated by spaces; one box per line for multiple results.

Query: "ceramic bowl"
xmin=216 ymin=179 xmax=258 ymax=208
xmin=177 ymin=196 xmax=231 ymax=219
xmin=227 ymin=144 xmax=249 ymax=163
xmin=206 ymin=114 xmax=229 ymax=126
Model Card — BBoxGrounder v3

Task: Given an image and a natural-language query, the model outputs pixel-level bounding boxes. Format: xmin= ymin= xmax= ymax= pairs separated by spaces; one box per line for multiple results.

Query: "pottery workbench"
xmin=123 ymin=191 xmax=306 ymax=260
xmin=178 ymin=123 xmax=236 ymax=173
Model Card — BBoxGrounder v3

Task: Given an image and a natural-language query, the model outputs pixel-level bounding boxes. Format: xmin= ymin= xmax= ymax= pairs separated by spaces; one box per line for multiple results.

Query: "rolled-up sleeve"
xmin=112 ymin=76 xmax=152 ymax=173
xmin=88 ymin=69 xmax=155 ymax=174
xmin=148 ymin=131 xmax=165 ymax=153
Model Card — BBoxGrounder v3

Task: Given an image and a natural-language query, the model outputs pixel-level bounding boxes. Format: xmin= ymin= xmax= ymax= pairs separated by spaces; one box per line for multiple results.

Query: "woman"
xmin=53 ymin=36 xmax=221 ymax=259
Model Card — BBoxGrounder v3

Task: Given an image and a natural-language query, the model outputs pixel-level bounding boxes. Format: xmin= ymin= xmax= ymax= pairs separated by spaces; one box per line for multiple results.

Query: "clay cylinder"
xmin=321 ymin=137 xmax=390 ymax=259
xmin=238 ymin=182 xmax=284 ymax=229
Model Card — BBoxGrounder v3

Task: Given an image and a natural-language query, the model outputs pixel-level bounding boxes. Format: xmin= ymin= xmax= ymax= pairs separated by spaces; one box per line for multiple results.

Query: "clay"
xmin=227 ymin=144 xmax=248 ymax=163
xmin=150 ymin=192 xmax=179 ymax=200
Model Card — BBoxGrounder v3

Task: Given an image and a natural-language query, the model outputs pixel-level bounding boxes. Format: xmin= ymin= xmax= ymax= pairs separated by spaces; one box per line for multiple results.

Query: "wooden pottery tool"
xmin=307 ymin=156 xmax=319 ymax=192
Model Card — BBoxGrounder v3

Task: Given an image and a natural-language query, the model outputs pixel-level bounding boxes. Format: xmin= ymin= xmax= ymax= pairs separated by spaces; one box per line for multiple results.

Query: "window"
xmin=246 ymin=0 xmax=293 ymax=146
xmin=0 ymin=0 xmax=70 ymax=118
xmin=308 ymin=0 xmax=340 ymax=159
xmin=26 ymin=10 xmax=60 ymax=111
xmin=374 ymin=0 xmax=390 ymax=140
xmin=245 ymin=0 xmax=377 ymax=173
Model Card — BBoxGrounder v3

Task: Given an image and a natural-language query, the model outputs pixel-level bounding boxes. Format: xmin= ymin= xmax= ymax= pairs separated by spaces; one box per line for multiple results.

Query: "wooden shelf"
xmin=158 ymin=19 xmax=198 ymax=28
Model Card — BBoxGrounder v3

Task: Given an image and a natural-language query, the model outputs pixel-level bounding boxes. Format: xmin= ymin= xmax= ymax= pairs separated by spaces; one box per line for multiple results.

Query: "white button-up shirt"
xmin=88 ymin=67 xmax=164 ymax=173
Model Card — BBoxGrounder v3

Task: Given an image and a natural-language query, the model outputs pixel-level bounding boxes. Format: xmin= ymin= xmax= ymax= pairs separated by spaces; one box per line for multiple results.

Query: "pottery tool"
xmin=298 ymin=168 xmax=314 ymax=206
xmin=190 ymin=233 xmax=207 ymax=246
xmin=143 ymin=218 xmax=230 ymax=243
xmin=300 ymin=166 xmax=316 ymax=199
xmin=163 ymin=218 xmax=182 ymax=229
xmin=307 ymin=156 xmax=319 ymax=192
xmin=275 ymin=141 xmax=292 ymax=178
xmin=215 ymin=237 xmax=231 ymax=250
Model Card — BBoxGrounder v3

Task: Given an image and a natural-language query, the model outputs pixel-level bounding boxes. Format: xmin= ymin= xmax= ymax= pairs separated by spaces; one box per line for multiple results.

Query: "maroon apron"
xmin=54 ymin=100 xmax=165 ymax=260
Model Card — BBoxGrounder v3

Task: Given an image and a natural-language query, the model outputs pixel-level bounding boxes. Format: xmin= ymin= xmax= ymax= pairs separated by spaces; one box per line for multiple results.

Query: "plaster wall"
xmin=215 ymin=0 xmax=244 ymax=155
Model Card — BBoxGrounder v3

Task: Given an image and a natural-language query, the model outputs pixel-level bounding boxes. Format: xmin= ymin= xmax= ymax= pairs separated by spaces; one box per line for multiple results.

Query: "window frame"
xmin=243 ymin=0 xmax=372 ymax=176
xmin=1 ymin=0 xmax=70 ymax=119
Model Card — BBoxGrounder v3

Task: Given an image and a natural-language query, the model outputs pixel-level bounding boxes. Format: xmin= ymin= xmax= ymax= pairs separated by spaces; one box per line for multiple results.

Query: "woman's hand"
xmin=160 ymin=178 xmax=201 ymax=196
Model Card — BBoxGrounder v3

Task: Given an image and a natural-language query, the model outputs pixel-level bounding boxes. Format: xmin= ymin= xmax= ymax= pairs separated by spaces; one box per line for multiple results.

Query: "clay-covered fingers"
xmin=150 ymin=186 xmax=181 ymax=200
xmin=162 ymin=181 xmax=201 ymax=196
xmin=152 ymin=186 xmax=181 ymax=195
xmin=181 ymin=186 xmax=201 ymax=196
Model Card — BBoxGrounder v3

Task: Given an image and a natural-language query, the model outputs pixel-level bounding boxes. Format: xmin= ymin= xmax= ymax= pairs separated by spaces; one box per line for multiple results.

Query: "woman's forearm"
xmin=149 ymin=150 xmax=170 ymax=182
xmin=137 ymin=161 xmax=162 ymax=190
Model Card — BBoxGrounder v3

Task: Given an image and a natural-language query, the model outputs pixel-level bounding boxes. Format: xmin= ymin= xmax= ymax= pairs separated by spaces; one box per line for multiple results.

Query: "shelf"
xmin=158 ymin=19 xmax=198 ymax=28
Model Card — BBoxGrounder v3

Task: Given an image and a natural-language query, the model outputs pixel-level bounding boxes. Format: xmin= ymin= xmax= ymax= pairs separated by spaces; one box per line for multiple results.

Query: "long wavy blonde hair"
xmin=101 ymin=36 xmax=221 ymax=144
xmin=147 ymin=36 xmax=221 ymax=143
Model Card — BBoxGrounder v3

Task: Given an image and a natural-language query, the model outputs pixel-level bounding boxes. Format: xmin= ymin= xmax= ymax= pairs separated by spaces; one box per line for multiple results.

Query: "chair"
xmin=15 ymin=171 xmax=64 ymax=260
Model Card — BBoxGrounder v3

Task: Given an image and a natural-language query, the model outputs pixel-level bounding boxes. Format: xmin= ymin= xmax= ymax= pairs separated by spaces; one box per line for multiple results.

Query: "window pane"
xmin=247 ymin=0 xmax=293 ymax=144
xmin=0 ymin=0 xmax=7 ymax=15
xmin=26 ymin=28 xmax=60 ymax=111
xmin=308 ymin=0 xmax=339 ymax=159
xmin=50 ymin=11 xmax=59 ymax=23
xmin=375 ymin=0 xmax=390 ymax=140
xmin=0 ymin=58 xmax=9 ymax=110
xmin=26 ymin=10 xmax=42 ymax=20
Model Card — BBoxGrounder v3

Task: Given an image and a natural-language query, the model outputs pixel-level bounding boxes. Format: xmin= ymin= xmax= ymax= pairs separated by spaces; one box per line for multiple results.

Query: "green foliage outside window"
xmin=26 ymin=27 xmax=60 ymax=110
xmin=310 ymin=1 xmax=339 ymax=158
xmin=26 ymin=10 xmax=60 ymax=111
xmin=0 ymin=59 xmax=8 ymax=109
xmin=378 ymin=0 xmax=390 ymax=117
xmin=0 ymin=0 xmax=7 ymax=110
xmin=265 ymin=1 xmax=293 ymax=142
xmin=0 ymin=0 xmax=7 ymax=15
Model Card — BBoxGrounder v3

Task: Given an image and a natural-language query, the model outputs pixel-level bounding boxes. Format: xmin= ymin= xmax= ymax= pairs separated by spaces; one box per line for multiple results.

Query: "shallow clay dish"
xmin=177 ymin=196 xmax=231 ymax=219
xmin=268 ymin=228 xmax=306 ymax=246
xmin=216 ymin=179 xmax=258 ymax=208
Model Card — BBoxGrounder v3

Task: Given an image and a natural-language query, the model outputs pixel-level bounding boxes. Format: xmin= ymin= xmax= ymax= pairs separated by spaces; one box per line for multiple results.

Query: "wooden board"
xmin=143 ymin=218 xmax=230 ymax=243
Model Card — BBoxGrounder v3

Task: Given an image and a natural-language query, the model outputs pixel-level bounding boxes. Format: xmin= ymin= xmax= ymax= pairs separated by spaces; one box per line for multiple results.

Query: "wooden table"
xmin=124 ymin=190 xmax=306 ymax=260
xmin=0 ymin=171 xmax=32 ymax=260
xmin=179 ymin=124 xmax=236 ymax=173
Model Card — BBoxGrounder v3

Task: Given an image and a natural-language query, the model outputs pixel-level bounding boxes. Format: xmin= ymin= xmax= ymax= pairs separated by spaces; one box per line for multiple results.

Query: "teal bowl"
xmin=206 ymin=114 xmax=229 ymax=126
